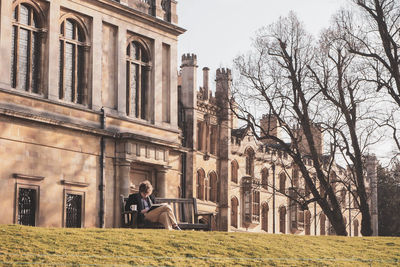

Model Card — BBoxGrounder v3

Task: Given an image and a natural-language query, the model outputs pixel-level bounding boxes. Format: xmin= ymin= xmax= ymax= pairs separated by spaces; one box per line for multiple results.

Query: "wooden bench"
xmin=120 ymin=195 xmax=214 ymax=231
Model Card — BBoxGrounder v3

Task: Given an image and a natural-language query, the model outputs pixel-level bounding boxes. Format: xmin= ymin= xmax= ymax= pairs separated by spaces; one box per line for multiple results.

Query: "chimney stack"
xmin=202 ymin=67 xmax=209 ymax=100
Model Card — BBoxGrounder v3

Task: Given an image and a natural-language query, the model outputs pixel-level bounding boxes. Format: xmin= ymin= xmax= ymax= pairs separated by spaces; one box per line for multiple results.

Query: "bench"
xmin=120 ymin=195 xmax=214 ymax=231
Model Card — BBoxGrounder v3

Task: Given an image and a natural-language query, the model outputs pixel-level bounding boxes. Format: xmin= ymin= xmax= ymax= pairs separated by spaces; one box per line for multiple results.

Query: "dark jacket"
xmin=125 ymin=193 xmax=155 ymax=224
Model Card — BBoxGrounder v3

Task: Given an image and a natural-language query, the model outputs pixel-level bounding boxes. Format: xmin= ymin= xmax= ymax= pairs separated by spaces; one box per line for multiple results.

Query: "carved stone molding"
xmin=13 ymin=173 xmax=44 ymax=181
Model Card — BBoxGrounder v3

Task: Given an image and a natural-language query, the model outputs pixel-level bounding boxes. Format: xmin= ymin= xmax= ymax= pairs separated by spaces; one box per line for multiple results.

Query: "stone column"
xmin=118 ymin=160 xmax=131 ymax=198
xmin=144 ymin=65 xmax=153 ymax=123
xmin=157 ymin=167 xmax=170 ymax=198
xmin=117 ymin=24 xmax=127 ymax=116
xmin=47 ymin=0 xmax=61 ymax=100
xmin=91 ymin=15 xmax=103 ymax=111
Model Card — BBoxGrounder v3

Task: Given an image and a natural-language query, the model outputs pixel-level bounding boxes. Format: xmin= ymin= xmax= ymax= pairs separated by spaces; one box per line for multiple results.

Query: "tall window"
xmin=17 ymin=187 xmax=37 ymax=226
xmin=320 ymin=213 xmax=326 ymax=235
xmin=261 ymin=168 xmax=268 ymax=190
xmin=252 ymin=191 xmax=260 ymax=222
xmin=126 ymin=40 xmax=151 ymax=119
xmin=292 ymin=169 xmax=299 ymax=187
xmin=279 ymin=173 xmax=286 ymax=194
xmin=353 ymin=219 xmax=359 ymax=237
xmin=66 ymin=193 xmax=82 ymax=228
xmin=245 ymin=147 xmax=255 ymax=176
xmin=11 ymin=3 xmax=43 ymax=93
xmin=231 ymin=197 xmax=239 ymax=228
xmin=197 ymin=169 xmax=205 ymax=200
xmin=261 ymin=203 xmax=269 ymax=232
xmin=305 ymin=210 xmax=311 ymax=235
xmin=59 ymin=18 xmax=87 ymax=104
xmin=209 ymin=172 xmax=218 ymax=203
xmin=279 ymin=206 xmax=286 ymax=234
xmin=231 ymin=160 xmax=238 ymax=183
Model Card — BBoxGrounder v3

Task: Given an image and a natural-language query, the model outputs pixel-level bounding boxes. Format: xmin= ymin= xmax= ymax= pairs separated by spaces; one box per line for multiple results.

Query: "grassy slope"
xmin=0 ymin=225 xmax=399 ymax=266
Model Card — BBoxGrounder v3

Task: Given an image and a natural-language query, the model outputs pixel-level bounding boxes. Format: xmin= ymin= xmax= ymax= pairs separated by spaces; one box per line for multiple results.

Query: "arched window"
xmin=279 ymin=206 xmax=286 ymax=234
xmin=59 ymin=18 xmax=88 ymax=104
xmin=209 ymin=172 xmax=218 ymax=202
xmin=279 ymin=173 xmax=286 ymax=194
xmin=305 ymin=210 xmax=311 ymax=235
xmin=11 ymin=3 xmax=43 ymax=93
xmin=261 ymin=203 xmax=269 ymax=232
xmin=231 ymin=197 xmax=239 ymax=228
xmin=197 ymin=169 xmax=205 ymax=200
xmin=231 ymin=160 xmax=238 ymax=183
xmin=126 ymin=40 xmax=151 ymax=119
xmin=245 ymin=148 xmax=255 ymax=176
xmin=320 ymin=213 xmax=326 ymax=235
xmin=354 ymin=219 xmax=359 ymax=237
xmin=261 ymin=168 xmax=268 ymax=190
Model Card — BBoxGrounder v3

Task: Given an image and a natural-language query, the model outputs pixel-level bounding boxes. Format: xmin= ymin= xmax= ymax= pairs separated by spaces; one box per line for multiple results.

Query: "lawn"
xmin=0 ymin=224 xmax=399 ymax=266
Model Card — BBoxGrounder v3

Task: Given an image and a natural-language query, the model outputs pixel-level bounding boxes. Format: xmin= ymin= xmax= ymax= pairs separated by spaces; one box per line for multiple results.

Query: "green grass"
xmin=0 ymin=225 xmax=399 ymax=266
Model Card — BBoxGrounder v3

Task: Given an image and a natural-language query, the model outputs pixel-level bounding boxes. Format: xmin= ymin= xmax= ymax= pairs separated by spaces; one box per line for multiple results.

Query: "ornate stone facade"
xmin=178 ymin=54 xmax=377 ymax=236
xmin=0 ymin=0 xmax=184 ymax=228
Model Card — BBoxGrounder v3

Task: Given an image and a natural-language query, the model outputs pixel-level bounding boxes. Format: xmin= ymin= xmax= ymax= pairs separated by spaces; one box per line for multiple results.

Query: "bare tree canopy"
xmin=233 ymin=12 xmax=378 ymax=236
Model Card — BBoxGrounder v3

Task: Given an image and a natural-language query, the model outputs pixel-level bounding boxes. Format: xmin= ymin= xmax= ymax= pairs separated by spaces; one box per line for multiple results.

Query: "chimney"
xmin=202 ymin=67 xmax=209 ymax=100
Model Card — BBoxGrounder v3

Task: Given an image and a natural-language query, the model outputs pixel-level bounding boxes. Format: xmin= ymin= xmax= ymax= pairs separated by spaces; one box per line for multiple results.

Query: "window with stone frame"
xmin=305 ymin=210 xmax=311 ymax=235
xmin=320 ymin=213 xmax=326 ymax=235
xmin=126 ymin=39 xmax=151 ymax=119
xmin=197 ymin=169 xmax=205 ymax=200
xmin=261 ymin=202 xmax=269 ymax=232
xmin=64 ymin=189 xmax=85 ymax=228
xmin=279 ymin=173 xmax=286 ymax=194
xmin=59 ymin=17 xmax=88 ymax=105
xmin=231 ymin=160 xmax=238 ymax=183
xmin=11 ymin=2 xmax=44 ymax=93
xmin=245 ymin=147 xmax=255 ymax=176
xmin=279 ymin=206 xmax=286 ymax=234
xmin=292 ymin=168 xmax=299 ymax=187
xmin=209 ymin=125 xmax=218 ymax=155
xmin=209 ymin=172 xmax=218 ymax=203
xmin=197 ymin=121 xmax=204 ymax=151
xmin=340 ymin=187 xmax=347 ymax=208
xmin=261 ymin=168 xmax=268 ymax=190
xmin=17 ymin=186 xmax=38 ymax=226
xmin=353 ymin=219 xmax=359 ymax=236
xmin=252 ymin=190 xmax=260 ymax=222
xmin=231 ymin=197 xmax=239 ymax=228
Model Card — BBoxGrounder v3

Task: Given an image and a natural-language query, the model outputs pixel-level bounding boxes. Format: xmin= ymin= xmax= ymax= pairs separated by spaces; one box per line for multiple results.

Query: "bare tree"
xmin=307 ymin=11 xmax=381 ymax=235
xmin=233 ymin=12 xmax=378 ymax=236
xmin=345 ymin=0 xmax=400 ymax=151
xmin=233 ymin=13 xmax=349 ymax=236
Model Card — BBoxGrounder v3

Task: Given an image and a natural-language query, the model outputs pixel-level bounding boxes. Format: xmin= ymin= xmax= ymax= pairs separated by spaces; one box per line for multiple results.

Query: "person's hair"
xmin=139 ymin=180 xmax=153 ymax=194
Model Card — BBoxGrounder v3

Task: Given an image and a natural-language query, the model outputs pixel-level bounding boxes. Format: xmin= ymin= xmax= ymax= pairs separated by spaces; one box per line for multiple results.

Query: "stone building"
xmin=0 ymin=0 xmax=185 ymax=228
xmin=177 ymin=54 xmax=376 ymax=236
xmin=0 ymin=0 xmax=376 ymax=236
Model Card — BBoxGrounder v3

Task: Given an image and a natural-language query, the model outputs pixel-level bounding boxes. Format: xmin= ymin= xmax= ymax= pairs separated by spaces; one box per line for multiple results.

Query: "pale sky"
xmin=177 ymin=0 xmax=349 ymax=78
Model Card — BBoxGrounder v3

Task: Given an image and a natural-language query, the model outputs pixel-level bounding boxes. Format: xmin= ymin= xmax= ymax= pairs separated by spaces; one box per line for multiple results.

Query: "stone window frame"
xmin=126 ymin=35 xmax=152 ymax=120
xmin=245 ymin=147 xmax=255 ymax=177
xmin=261 ymin=202 xmax=269 ymax=232
xmin=11 ymin=0 xmax=47 ymax=94
xmin=196 ymin=168 xmax=206 ymax=201
xmin=231 ymin=160 xmax=239 ymax=184
xmin=13 ymin=173 xmax=44 ymax=226
xmin=208 ymin=171 xmax=218 ymax=203
xmin=279 ymin=172 xmax=286 ymax=194
xmin=230 ymin=196 xmax=239 ymax=228
xmin=279 ymin=205 xmax=286 ymax=234
xmin=261 ymin=168 xmax=268 ymax=191
xmin=58 ymin=14 xmax=90 ymax=106
xmin=62 ymin=188 xmax=86 ymax=228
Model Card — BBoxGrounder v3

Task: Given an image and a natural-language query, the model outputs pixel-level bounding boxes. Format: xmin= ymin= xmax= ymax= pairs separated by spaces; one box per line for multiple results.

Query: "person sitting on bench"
xmin=125 ymin=180 xmax=181 ymax=230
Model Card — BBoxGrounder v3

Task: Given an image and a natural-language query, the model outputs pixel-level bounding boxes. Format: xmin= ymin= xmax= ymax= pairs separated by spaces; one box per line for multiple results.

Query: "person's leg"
xmin=144 ymin=206 xmax=168 ymax=222
xmin=158 ymin=212 xmax=173 ymax=230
